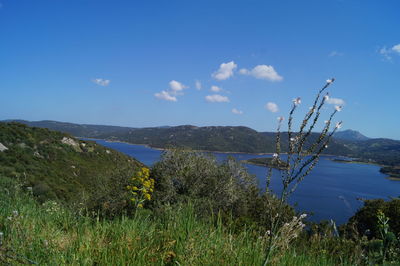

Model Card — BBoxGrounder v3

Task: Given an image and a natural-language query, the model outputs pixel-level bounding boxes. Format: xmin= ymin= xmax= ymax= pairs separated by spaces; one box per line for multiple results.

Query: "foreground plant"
xmin=264 ymin=78 xmax=343 ymax=265
xmin=127 ymin=167 xmax=154 ymax=209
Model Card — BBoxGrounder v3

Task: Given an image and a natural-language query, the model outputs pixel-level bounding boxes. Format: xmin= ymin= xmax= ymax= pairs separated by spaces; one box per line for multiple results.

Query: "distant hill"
xmin=334 ymin=129 xmax=369 ymax=141
xmin=3 ymin=119 xmax=134 ymax=138
xmin=0 ymin=122 xmax=143 ymax=214
xmin=2 ymin=119 xmax=400 ymax=166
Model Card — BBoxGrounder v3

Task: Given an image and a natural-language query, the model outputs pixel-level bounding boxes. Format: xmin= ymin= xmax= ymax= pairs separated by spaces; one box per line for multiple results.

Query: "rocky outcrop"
xmin=0 ymin=142 xmax=8 ymax=152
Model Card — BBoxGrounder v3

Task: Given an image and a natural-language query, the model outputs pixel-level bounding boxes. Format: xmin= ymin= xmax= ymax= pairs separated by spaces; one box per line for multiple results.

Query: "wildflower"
xmin=290 ymin=137 xmax=295 ymax=142
xmin=144 ymin=193 xmax=151 ymax=200
xmin=325 ymin=145 xmax=328 ymax=148
xmin=272 ymin=153 xmax=278 ymax=158
xmin=137 ymin=203 xmax=143 ymax=208
xmin=299 ymin=213 xmax=307 ymax=219
xmin=293 ymin=97 xmax=301 ymax=106
xmin=277 ymin=116 xmax=284 ymax=122
xmin=12 ymin=210 xmax=18 ymax=216
xmin=326 ymin=78 xmax=334 ymax=84
xmin=324 ymin=120 xmax=329 ymax=124
xmin=324 ymin=93 xmax=329 ymax=101
xmin=266 ymin=230 xmax=271 ymax=236
xmin=335 ymin=105 xmax=342 ymax=112
xmin=335 ymin=122 xmax=342 ymax=129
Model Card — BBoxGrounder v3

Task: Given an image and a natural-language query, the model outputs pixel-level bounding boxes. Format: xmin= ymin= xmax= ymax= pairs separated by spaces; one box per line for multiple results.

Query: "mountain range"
xmin=2 ymin=120 xmax=399 ymax=166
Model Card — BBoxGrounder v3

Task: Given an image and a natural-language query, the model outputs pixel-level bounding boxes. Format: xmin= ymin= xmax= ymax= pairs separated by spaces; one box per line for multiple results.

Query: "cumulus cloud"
xmin=232 ymin=108 xmax=243 ymax=115
xmin=380 ymin=44 xmax=400 ymax=60
xmin=195 ymin=80 xmax=202 ymax=90
xmin=169 ymin=80 xmax=187 ymax=94
xmin=393 ymin=44 xmax=400 ymax=54
xmin=205 ymin=94 xmax=230 ymax=103
xmin=212 ymin=61 xmax=237 ymax=81
xmin=154 ymin=90 xmax=177 ymax=102
xmin=92 ymin=78 xmax=110 ymax=86
xmin=326 ymin=97 xmax=345 ymax=105
xmin=239 ymin=65 xmax=283 ymax=81
xmin=210 ymin=85 xmax=222 ymax=92
xmin=265 ymin=102 xmax=279 ymax=112
xmin=154 ymin=80 xmax=187 ymax=102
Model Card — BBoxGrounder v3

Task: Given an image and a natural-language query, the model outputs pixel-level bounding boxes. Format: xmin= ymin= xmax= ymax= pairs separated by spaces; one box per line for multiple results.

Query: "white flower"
xmin=272 ymin=153 xmax=278 ymax=158
xmin=277 ymin=116 xmax=284 ymax=122
xmin=326 ymin=78 xmax=334 ymax=84
xmin=324 ymin=120 xmax=329 ymax=124
xmin=325 ymin=145 xmax=328 ymax=148
xmin=293 ymin=97 xmax=301 ymax=106
xmin=324 ymin=94 xmax=330 ymax=101
xmin=290 ymin=137 xmax=295 ymax=142
xmin=335 ymin=105 xmax=342 ymax=112
xmin=12 ymin=210 xmax=18 ymax=216
xmin=300 ymin=213 xmax=307 ymax=219
xmin=335 ymin=122 xmax=342 ymax=129
xmin=266 ymin=230 xmax=271 ymax=236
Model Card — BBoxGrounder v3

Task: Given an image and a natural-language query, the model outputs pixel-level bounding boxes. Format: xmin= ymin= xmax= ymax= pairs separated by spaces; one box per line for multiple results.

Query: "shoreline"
xmin=80 ymin=137 xmax=399 ymax=180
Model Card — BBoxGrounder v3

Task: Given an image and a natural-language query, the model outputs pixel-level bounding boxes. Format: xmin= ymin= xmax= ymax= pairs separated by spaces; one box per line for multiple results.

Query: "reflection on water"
xmin=90 ymin=139 xmax=400 ymax=225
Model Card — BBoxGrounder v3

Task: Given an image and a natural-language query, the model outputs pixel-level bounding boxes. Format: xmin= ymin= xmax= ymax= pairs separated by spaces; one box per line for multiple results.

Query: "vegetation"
xmin=243 ymin=157 xmax=289 ymax=169
xmin=0 ymin=122 xmax=143 ymax=215
xmin=6 ymin=119 xmax=400 ymax=171
xmin=1 ymin=150 xmax=400 ymax=265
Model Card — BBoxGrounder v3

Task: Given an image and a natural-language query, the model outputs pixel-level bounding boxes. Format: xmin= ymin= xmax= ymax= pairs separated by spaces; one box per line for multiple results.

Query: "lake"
xmin=91 ymin=139 xmax=400 ymax=225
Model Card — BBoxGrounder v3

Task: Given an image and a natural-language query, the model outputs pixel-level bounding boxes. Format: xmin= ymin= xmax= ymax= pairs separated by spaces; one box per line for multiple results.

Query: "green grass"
xmin=0 ymin=177 xmax=344 ymax=266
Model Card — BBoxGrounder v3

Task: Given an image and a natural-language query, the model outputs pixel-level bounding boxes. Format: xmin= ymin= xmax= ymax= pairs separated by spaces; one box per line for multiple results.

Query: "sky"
xmin=0 ymin=0 xmax=399 ymax=139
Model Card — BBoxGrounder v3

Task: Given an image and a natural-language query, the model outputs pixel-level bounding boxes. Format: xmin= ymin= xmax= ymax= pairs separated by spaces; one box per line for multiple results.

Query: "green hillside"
xmin=0 ymin=122 xmax=143 ymax=214
xmin=4 ymin=120 xmax=400 ymax=167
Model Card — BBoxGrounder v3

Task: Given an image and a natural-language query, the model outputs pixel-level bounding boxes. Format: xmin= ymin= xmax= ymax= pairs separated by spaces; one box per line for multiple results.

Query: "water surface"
xmin=91 ymin=139 xmax=399 ymax=225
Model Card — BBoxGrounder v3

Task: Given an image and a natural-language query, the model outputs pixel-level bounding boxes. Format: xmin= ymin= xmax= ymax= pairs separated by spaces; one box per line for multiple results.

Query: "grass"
xmin=0 ymin=177 xmax=345 ymax=266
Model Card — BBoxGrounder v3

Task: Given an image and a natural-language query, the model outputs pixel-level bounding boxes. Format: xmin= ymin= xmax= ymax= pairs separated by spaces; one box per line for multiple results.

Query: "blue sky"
xmin=1 ymin=0 xmax=399 ymax=139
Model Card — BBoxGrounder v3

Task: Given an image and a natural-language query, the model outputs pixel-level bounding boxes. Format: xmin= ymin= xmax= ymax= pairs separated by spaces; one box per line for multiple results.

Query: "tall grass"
xmin=0 ymin=177 xmax=344 ymax=265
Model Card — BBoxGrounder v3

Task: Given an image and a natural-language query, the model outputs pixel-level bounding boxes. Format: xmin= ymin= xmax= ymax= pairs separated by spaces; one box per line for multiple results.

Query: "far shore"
xmin=80 ymin=137 xmax=398 ymax=180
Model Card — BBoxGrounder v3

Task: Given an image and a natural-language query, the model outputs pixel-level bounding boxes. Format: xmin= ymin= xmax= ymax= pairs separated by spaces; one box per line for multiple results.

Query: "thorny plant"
xmin=264 ymin=78 xmax=343 ymax=265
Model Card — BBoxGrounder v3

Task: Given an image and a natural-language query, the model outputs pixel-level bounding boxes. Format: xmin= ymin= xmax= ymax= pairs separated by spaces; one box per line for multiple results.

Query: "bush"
xmin=150 ymin=148 xmax=295 ymax=231
xmin=342 ymin=198 xmax=400 ymax=239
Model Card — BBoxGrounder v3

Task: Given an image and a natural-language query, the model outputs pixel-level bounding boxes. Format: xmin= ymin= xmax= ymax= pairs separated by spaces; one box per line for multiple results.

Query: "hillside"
xmin=3 ymin=120 xmax=400 ymax=166
xmin=334 ymin=129 xmax=370 ymax=141
xmin=0 ymin=122 xmax=143 ymax=214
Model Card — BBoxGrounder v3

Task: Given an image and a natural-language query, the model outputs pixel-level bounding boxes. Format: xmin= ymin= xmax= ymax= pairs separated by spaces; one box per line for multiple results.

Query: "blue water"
xmin=91 ymin=139 xmax=400 ymax=225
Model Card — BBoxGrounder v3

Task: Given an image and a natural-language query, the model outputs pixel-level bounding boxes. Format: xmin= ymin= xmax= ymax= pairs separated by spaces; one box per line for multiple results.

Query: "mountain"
xmin=0 ymin=122 xmax=143 ymax=214
xmin=334 ymin=129 xmax=369 ymax=141
xmin=2 ymin=120 xmax=400 ymax=166
xmin=3 ymin=119 xmax=134 ymax=138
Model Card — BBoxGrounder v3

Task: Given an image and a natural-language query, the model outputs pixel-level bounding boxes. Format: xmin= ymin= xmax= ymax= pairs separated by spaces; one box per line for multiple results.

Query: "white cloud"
xmin=205 ymin=94 xmax=230 ymax=103
xmin=265 ymin=102 xmax=279 ymax=112
xmin=239 ymin=68 xmax=249 ymax=75
xmin=379 ymin=44 xmax=400 ymax=60
xmin=154 ymin=80 xmax=187 ymax=102
xmin=380 ymin=47 xmax=392 ymax=60
xmin=232 ymin=108 xmax=243 ymax=115
xmin=169 ymin=80 xmax=187 ymax=94
xmin=92 ymin=78 xmax=110 ymax=86
xmin=154 ymin=90 xmax=177 ymax=102
xmin=240 ymin=65 xmax=283 ymax=81
xmin=212 ymin=61 xmax=237 ymax=81
xmin=195 ymin=80 xmax=202 ymax=90
xmin=210 ymin=85 xmax=222 ymax=92
xmin=392 ymin=44 xmax=400 ymax=54
xmin=326 ymin=97 xmax=345 ymax=105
